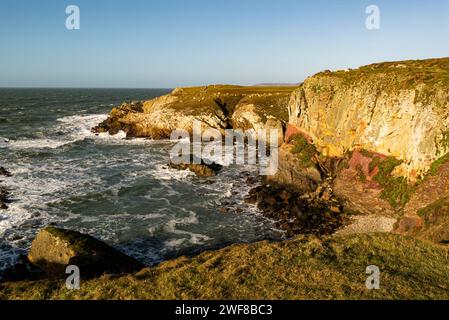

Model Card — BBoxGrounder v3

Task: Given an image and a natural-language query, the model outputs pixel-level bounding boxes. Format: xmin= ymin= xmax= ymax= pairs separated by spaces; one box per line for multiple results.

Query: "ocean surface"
xmin=0 ymin=88 xmax=279 ymax=271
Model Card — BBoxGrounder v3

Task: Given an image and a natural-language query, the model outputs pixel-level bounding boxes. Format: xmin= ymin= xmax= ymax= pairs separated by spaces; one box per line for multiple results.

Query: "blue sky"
xmin=0 ymin=0 xmax=448 ymax=88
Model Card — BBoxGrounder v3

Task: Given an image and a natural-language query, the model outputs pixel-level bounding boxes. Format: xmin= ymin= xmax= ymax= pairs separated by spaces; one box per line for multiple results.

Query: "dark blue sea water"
xmin=0 ymin=88 xmax=277 ymax=271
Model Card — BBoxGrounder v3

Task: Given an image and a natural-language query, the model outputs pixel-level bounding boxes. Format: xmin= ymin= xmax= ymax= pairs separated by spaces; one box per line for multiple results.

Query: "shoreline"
xmin=2 ymin=57 xmax=449 ymax=299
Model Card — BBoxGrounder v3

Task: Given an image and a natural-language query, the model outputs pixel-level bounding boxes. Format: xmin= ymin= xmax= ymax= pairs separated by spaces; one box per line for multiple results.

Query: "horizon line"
xmin=0 ymin=86 xmax=174 ymax=90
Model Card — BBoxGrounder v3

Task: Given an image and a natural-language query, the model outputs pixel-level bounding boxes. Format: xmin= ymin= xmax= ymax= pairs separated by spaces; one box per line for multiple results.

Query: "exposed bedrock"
xmin=287 ymin=58 xmax=449 ymax=181
xmin=94 ymin=58 xmax=449 ymax=243
xmin=93 ymin=85 xmax=293 ymax=145
xmin=0 ymin=166 xmax=12 ymax=210
xmin=27 ymin=227 xmax=145 ymax=279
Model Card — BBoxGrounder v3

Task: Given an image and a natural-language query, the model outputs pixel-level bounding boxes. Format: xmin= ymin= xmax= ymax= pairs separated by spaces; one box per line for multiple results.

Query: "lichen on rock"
xmin=93 ymin=85 xmax=294 ymax=142
xmin=288 ymin=58 xmax=449 ymax=181
xmin=28 ymin=227 xmax=144 ymax=279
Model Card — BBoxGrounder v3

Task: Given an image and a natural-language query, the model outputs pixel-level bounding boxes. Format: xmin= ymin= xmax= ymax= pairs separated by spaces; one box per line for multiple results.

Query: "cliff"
xmin=266 ymin=58 xmax=449 ymax=235
xmin=94 ymin=85 xmax=293 ymax=145
xmin=94 ymin=58 xmax=449 ymax=236
xmin=3 ymin=58 xmax=449 ymax=300
xmin=287 ymin=58 xmax=449 ymax=180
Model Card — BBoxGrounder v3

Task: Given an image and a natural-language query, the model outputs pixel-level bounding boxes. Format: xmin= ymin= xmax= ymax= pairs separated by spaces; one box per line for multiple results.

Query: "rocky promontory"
xmin=267 ymin=58 xmax=449 ymax=241
xmin=92 ymin=58 xmax=449 ymax=244
xmin=2 ymin=58 xmax=449 ymax=299
xmin=92 ymin=85 xmax=293 ymax=145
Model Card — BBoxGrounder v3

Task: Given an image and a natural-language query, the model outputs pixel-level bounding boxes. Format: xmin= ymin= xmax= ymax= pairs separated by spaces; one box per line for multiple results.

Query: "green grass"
xmin=356 ymin=164 xmax=367 ymax=182
xmin=1 ymin=233 xmax=449 ymax=300
xmin=362 ymin=154 xmax=414 ymax=209
xmin=416 ymin=197 xmax=449 ymax=244
xmin=166 ymin=85 xmax=295 ymax=118
xmin=313 ymin=57 xmax=449 ymax=106
xmin=428 ymin=153 xmax=449 ymax=176
xmin=290 ymin=134 xmax=318 ymax=168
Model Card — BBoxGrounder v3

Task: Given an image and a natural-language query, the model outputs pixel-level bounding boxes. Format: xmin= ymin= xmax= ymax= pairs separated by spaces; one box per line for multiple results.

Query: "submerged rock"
xmin=0 ymin=167 xmax=12 ymax=177
xmin=0 ymin=186 xmax=11 ymax=210
xmin=28 ymin=227 xmax=145 ymax=279
xmin=169 ymin=157 xmax=223 ymax=177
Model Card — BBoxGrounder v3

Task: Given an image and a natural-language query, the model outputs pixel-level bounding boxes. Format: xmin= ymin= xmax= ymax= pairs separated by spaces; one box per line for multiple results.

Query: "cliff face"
xmin=270 ymin=58 xmax=449 ymax=235
xmin=94 ymin=85 xmax=293 ymax=144
xmin=288 ymin=58 xmax=449 ymax=181
xmin=95 ymin=58 xmax=449 ymax=240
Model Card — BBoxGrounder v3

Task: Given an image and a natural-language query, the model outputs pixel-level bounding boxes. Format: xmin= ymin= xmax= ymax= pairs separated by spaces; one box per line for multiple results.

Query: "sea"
xmin=0 ymin=88 xmax=279 ymax=271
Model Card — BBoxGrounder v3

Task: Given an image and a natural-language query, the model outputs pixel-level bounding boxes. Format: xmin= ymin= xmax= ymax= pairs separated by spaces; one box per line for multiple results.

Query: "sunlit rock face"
xmin=94 ymin=85 xmax=293 ymax=143
xmin=288 ymin=58 xmax=449 ymax=181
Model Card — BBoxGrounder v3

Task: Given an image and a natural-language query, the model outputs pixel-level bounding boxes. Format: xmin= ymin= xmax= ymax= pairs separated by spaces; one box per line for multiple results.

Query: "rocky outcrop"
xmin=169 ymin=156 xmax=223 ymax=177
xmin=245 ymin=183 xmax=346 ymax=237
xmin=0 ymin=167 xmax=12 ymax=210
xmin=288 ymin=58 xmax=449 ymax=181
xmin=269 ymin=58 xmax=449 ymax=223
xmin=0 ymin=187 xmax=11 ymax=210
xmin=93 ymin=85 xmax=293 ymax=142
xmin=28 ymin=227 xmax=144 ymax=279
xmin=0 ymin=167 xmax=12 ymax=177
xmin=401 ymin=196 xmax=449 ymax=244
xmin=91 ymin=58 xmax=449 ymax=243
xmin=230 ymin=93 xmax=289 ymax=146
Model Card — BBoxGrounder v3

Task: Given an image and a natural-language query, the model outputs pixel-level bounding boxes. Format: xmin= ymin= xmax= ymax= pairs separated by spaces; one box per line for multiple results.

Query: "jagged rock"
xmin=288 ymin=58 xmax=449 ymax=181
xmin=28 ymin=227 xmax=145 ymax=279
xmin=169 ymin=155 xmax=222 ymax=177
xmin=0 ymin=167 xmax=12 ymax=177
xmin=93 ymin=85 xmax=294 ymax=139
xmin=396 ymin=196 xmax=449 ymax=244
xmin=0 ymin=186 xmax=11 ymax=210
xmin=265 ymin=143 xmax=322 ymax=194
xmin=245 ymin=184 xmax=347 ymax=237
xmin=267 ymin=58 xmax=449 ymax=221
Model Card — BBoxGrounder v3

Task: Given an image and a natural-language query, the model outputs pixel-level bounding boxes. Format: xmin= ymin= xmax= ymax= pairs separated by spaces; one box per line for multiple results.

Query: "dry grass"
xmin=1 ymin=233 xmax=449 ymax=300
xmin=158 ymin=85 xmax=295 ymax=121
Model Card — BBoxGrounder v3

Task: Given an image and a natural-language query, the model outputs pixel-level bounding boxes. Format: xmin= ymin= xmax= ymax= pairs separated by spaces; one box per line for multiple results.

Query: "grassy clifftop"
xmin=316 ymin=57 xmax=449 ymax=95
xmin=159 ymin=85 xmax=294 ymax=121
xmin=2 ymin=233 xmax=448 ymax=300
xmin=95 ymin=84 xmax=295 ymax=138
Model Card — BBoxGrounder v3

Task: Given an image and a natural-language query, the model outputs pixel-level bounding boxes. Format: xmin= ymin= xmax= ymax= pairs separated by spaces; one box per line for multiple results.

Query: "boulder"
xmin=0 ymin=186 xmax=11 ymax=210
xmin=169 ymin=154 xmax=223 ymax=177
xmin=28 ymin=227 xmax=145 ymax=279
xmin=0 ymin=167 xmax=12 ymax=177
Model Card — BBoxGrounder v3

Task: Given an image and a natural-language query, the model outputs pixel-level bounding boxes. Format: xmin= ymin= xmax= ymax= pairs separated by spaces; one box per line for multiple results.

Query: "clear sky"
xmin=1 ymin=0 xmax=448 ymax=88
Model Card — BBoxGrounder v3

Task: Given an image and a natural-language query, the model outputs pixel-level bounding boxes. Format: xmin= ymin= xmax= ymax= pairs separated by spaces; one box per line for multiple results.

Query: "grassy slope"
xmin=313 ymin=57 xmax=449 ymax=108
xmin=160 ymin=85 xmax=294 ymax=121
xmin=1 ymin=233 xmax=448 ymax=300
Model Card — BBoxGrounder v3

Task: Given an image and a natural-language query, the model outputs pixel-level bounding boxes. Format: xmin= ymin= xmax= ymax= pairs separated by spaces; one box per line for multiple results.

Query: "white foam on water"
xmin=0 ymin=110 xmax=276 ymax=270
xmin=151 ymin=163 xmax=194 ymax=181
xmin=9 ymin=138 xmax=70 ymax=149
xmin=7 ymin=113 xmax=175 ymax=149
xmin=8 ymin=114 xmax=109 ymax=150
xmin=161 ymin=210 xmax=213 ymax=248
xmin=164 ymin=238 xmax=186 ymax=248
xmin=0 ymin=204 xmax=33 ymax=238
